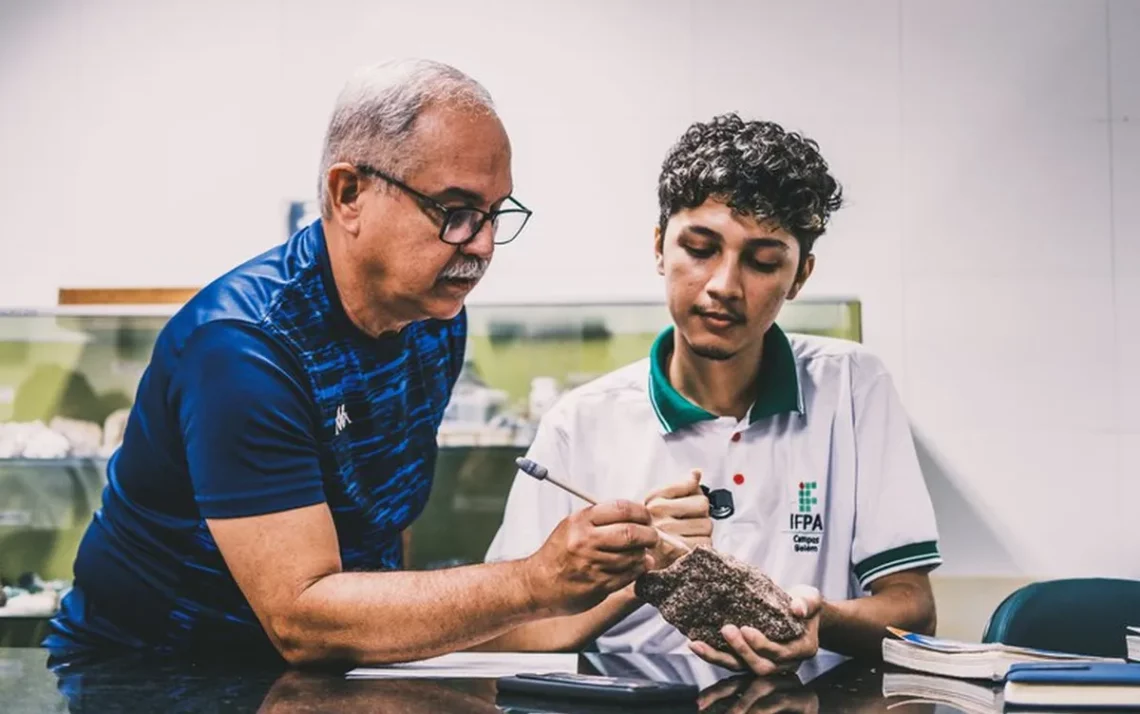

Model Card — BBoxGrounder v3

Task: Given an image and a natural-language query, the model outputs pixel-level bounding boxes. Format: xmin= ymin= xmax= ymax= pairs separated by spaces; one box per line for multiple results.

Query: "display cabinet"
xmin=0 ymin=298 xmax=861 ymax=635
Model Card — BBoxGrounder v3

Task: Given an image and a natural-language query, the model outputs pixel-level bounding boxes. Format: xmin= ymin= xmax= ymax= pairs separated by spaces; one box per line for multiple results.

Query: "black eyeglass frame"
xmin=354 ymin=163 xmax=532 ymax=246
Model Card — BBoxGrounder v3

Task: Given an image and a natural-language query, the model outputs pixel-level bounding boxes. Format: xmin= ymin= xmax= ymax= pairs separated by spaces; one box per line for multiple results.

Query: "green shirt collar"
xmin=647 ymin=323 xmax=804 ymax=434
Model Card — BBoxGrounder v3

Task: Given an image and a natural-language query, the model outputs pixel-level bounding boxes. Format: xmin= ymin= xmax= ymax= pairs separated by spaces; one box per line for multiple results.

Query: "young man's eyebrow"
xmin=683 ymin=225 xmax=722 ymax=240
xmin=684 ymin=225 xmax=789 ymax=249
xmin=745 ymin=237 xmax=790 ymax=250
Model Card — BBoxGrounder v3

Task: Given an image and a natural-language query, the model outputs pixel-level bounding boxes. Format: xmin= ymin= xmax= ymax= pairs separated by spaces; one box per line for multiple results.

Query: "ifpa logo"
xmin=789 ymin=480 xmax=823 ymax=535
xmin=798 ymin=481 xmax=818 ymax=513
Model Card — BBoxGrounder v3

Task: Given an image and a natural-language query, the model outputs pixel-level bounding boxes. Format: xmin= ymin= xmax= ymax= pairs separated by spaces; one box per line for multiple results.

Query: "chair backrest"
xmin=981 ymin=578 xmax=1140 ymax=658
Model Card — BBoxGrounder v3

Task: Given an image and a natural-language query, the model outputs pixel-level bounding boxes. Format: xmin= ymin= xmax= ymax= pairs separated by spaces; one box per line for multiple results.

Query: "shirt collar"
xmin=647 ymin=323 xmax=804 ymax=434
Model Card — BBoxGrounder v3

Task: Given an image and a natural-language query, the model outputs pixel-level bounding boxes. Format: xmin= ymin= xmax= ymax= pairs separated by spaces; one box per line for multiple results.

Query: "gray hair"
xmin=318 ymin=58 xmax=496 ymax=217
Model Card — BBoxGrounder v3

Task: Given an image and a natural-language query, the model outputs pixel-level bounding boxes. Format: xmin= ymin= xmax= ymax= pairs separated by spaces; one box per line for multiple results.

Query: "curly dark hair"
xmin=658 ymin=113 xmax=843 ymax=268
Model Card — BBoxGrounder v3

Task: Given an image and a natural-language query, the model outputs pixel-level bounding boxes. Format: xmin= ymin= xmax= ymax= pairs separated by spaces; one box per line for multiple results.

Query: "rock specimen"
xmin=634 ymin=546 xmax=804 ymax=653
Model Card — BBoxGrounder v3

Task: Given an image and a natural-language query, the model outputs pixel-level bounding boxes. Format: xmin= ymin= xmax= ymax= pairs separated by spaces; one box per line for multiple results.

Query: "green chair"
xmin=981 ymin=578 xmax=1140 ymax=658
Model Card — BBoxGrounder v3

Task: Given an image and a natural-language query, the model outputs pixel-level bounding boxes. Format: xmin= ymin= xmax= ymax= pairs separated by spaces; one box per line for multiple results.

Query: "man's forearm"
xmin=818 ymin=581 xmax=936 ymax=660
xmin=273 ymin=558 xmax=550 ymax=666
xmin=473 ymin=585 xmax=643 ymax=652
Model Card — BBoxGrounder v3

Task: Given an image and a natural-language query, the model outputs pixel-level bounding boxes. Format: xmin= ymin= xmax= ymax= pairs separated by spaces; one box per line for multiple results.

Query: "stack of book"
xmin=881 ymin=671 xmax=1003 ymax=714
xmin=881 ymin=627 xmax=1140 ymax=710
xmin=882 ymin=627 xmax=1116 ymax=681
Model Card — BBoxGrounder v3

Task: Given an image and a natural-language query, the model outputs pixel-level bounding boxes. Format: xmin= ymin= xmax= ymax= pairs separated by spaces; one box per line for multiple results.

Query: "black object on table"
xmin=497 ymin=670 xmax=698 ymax=706
xmin=0 ymin=646 xmax=915 ymax=714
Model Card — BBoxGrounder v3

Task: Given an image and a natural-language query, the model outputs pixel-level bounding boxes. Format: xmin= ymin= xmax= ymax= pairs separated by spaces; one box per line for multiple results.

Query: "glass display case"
xmin=0 ymin=298 xmax=860 ymax=631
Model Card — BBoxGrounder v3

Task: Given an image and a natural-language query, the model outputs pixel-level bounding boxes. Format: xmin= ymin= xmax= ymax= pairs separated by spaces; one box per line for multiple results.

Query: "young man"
xmin=481 ymin=113 xmax=942 ymax=674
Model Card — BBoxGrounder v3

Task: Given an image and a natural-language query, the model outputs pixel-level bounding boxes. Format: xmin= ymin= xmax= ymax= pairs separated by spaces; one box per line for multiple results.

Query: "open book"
xmin=882 ymin=627 xmax=1119 ymax=681
xmin=882 ymin=671 xmax=1003 ymax=714
xmin=345 ymin=652 xmax=579 ymax=679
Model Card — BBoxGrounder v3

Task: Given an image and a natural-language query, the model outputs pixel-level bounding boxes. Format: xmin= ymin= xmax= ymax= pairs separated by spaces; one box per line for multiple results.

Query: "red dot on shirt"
xmin=733 ymin=473 xmax=745 ymax=485
xmin=730 ymin=432 xmax=741 ymax=442
xmin=799 ymin=482 xmax=804 ymax=489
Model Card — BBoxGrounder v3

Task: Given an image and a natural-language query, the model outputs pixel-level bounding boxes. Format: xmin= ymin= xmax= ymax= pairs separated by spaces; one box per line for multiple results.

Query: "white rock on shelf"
xmin=0 ymin=421 xmax=39 ymax=458
xmin=21 ymin=426 xmax=71 ymax=459
xmin=0 ymin=420 xmax=70 ymax=458
xmin=101 ymin=408 xmax=130 ymax=453
xmin=0 ymin=418 xmax=114 ymax=459
xmin=0 ymin=437 xmax=19 ymax=458
xmin=49 ymin=416 xmax=103 ymax=457
xmin=0 ymin=591 xmax=60 ymax=617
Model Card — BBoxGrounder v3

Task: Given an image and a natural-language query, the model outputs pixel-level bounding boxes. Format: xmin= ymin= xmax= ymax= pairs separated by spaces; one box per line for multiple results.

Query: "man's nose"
xmin=705 ymin=258 xmax=743 ymax=300
xmin=460 ymin=219 xmax=496 ymax=260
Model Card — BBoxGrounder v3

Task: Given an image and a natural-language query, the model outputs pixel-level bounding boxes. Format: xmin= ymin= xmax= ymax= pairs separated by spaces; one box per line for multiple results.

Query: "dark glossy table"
xmin=0 ymin=646 xmax=953 ymax=713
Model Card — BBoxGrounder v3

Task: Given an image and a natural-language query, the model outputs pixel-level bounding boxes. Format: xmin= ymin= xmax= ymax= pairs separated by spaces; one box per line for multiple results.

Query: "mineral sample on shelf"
xmin=0 ymin=573 xmax=68 ymax=617
xmin=0 ymin=415 xmax=121 ymax=459
xmin=49 ymin=417 xmax=102 ymax=457
xmin=0 ymin=420 xmax=71 ymax=459
xmin=634 ymin=546 xmax=804 ymax=653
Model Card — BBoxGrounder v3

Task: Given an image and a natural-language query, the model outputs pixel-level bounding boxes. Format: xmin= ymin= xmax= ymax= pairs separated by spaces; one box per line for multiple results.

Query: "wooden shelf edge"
xmin=58 ymin=288 xmax=200 ymax=306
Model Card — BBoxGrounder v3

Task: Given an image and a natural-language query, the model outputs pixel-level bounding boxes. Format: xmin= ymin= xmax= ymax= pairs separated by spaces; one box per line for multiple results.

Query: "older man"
xmin=45 ymin=59 xmax=661 ymax=664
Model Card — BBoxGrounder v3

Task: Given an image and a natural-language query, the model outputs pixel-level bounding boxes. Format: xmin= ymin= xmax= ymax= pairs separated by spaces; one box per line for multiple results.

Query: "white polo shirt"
xmin=485 ymin=324 xmax=942 ymax=653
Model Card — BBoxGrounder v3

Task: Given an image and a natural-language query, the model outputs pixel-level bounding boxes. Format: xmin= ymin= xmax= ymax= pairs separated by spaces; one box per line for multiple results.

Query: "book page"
xmin=345 ymin=652 xmax=579 ymax=679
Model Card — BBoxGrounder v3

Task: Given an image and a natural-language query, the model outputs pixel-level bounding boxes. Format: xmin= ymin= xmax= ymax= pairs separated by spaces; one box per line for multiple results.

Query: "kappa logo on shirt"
xmin=334 ymin=403 xmax=352 ymax=435
xmin=787 ymin=480 xmax=824 ymax=553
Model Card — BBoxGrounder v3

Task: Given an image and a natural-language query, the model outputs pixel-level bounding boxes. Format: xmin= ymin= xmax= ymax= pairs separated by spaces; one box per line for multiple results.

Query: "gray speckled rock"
xmin=634 ymin=546 xmax=804 ymax=653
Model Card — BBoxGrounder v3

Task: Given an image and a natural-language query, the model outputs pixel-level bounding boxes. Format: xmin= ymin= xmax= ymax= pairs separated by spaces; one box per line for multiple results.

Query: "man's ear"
xmin=787 ymin=253 xmax=815 ymax=299
xmin=654 ymin=226 xmax=665 ymax=276
xmin=326 ymin=163 xmax=365 ymax=235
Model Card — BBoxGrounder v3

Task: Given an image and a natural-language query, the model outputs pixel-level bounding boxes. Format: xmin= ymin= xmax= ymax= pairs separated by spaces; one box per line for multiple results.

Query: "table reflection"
xmin=42 ymin=648 xmax=912 ymax=714
xmin=259 ymin=671 xmax=499 ymax=713
xmin=697 ymin=675 xmax=819 ymax=714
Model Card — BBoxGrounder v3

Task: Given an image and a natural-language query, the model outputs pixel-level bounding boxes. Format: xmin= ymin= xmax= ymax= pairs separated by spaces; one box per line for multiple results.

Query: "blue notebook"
xmin=1003 ymin=662 xmax=1140 ymax=709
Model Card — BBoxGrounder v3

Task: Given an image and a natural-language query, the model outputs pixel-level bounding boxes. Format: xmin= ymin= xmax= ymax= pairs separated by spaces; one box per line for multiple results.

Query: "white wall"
xmin=1 ymin=0 xmax=1137 ymax=579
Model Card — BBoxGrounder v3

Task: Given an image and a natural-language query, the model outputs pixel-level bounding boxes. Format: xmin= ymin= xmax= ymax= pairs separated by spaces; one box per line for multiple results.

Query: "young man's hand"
xmin=643 ymin=468 xmax=713 ymax=569
xmin=688 ymin=585 xmax=823 ymax=676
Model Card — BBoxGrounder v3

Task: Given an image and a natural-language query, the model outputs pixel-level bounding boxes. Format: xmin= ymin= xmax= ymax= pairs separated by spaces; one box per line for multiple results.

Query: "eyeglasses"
xmin=355 ymin=163 xmax=532 ymax=246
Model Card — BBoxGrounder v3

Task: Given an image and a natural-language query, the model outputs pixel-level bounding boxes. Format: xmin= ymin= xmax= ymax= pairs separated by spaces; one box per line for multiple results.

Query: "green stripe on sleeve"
xmin=854 ymin=540 xmax=942 ymax=587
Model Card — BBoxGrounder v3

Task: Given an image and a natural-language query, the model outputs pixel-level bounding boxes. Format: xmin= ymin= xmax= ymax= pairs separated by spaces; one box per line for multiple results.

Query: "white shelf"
xmin=0 ymin=457 xmax=108 ymax=469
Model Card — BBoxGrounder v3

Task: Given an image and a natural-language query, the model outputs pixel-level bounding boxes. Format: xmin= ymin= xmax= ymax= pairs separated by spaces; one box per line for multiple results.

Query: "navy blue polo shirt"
xmin=45 ymin=220 xmax=466 ymax=656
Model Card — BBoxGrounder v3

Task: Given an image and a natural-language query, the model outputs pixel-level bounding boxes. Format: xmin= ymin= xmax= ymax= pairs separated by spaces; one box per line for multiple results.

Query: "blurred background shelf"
xmin=0 ymin=458 xmax=109 ymax=470
xmin=0 ymin=616 xmax=51 ymax=648
xmin=0 ymin=298 xmax=862 ymax=644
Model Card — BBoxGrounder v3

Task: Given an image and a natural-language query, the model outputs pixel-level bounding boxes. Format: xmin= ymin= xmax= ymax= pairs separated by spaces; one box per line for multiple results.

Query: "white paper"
xmin=345 ymin=651 xmax=579 ymax=679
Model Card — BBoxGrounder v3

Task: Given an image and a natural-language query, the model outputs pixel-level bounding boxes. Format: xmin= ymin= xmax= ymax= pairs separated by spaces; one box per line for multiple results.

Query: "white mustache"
xmin=440 ymin=258 xmax=488 ymax=281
